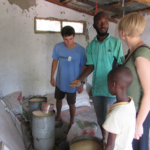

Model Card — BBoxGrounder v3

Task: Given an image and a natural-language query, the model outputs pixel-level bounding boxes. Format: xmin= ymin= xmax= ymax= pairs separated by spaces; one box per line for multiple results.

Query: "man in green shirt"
xmin=70 ymin=12 xmax=124 ymax=141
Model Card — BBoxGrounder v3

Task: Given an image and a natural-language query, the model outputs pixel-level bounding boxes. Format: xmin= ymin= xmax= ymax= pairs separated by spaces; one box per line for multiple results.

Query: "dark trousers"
xmin=133 ymin=112 xmax=150 ymax=150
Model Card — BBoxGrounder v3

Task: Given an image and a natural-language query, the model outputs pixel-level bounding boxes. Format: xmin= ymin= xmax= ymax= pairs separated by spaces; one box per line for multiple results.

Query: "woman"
xmin=118 ymin=13 xmax=150 ymax=150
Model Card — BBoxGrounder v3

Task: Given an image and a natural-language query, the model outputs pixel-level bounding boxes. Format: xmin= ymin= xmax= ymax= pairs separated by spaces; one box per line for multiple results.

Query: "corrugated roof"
xmin=46 ymin=0 xmax=150 ymax=22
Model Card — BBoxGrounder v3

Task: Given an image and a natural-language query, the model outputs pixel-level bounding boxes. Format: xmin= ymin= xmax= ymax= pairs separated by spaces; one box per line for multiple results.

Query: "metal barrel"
xmin=32 ymin=110 xmax=55 ymax=138
xmin=32 ymin=110 xmax=55 ymax=150
xmin=70 ymin=135 xmax=102 ymax=150
xmin=33 ymin=136 xmax=55 ymax=150
xmin=29 ymin=97 xmax=47 ymax=130
xmin=29 ymin=97 xmax=47 ymax=120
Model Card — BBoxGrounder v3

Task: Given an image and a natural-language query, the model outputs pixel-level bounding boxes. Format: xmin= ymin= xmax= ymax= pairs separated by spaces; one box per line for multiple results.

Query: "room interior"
xmin=0 ymin=0 xmax=150 ymax=150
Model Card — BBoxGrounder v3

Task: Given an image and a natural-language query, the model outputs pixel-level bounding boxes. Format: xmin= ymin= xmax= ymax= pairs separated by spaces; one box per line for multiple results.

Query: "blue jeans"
xmin=93 ymin=96 xmax=116 ymax=126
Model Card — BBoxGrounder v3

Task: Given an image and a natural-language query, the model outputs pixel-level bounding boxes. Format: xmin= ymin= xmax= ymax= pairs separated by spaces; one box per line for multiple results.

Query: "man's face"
xmin=94 ymin=14 xmax=109 ymax=36
xmin=63 ymin=35 xmax=75 ymax=47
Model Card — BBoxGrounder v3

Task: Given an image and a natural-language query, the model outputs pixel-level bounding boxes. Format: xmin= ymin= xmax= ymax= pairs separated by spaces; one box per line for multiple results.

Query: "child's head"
xmin=107 ymin=67 xmax=133 ymax=95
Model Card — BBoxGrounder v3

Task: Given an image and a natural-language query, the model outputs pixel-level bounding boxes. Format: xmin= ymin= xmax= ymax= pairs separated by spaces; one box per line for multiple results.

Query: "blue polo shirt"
xmin=86 ymin=34 xmax=124 ymax=97
xmin=52 ymin=42 xmax=86 ymax=93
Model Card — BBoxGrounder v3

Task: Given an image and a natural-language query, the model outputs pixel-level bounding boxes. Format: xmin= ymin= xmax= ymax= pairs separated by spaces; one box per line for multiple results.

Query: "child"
xmin=102 ymin=66 xmax=136 ymax=150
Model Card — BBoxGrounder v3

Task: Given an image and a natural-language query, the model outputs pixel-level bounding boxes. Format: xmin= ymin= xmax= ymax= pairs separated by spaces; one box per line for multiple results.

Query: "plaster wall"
xmin=0 ymin=0 xmax=117 ymax=97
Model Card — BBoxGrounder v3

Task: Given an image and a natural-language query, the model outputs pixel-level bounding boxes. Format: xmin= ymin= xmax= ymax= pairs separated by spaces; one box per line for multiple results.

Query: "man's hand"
xmin=78 ymin=84 xmax=83 ymax=94
xmin=134 ymin=123 xmax=143 ymax=140
xmin=70 ymin=79 xmax=81 ymax=89
xmin=50 ymin=77 xmax=55 ymax=87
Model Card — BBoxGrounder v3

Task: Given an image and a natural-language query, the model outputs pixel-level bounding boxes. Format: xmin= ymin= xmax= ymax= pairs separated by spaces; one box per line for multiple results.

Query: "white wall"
xmin=114 ymin=25 xmax=129 ymax=55
xmin=141 ymin=14 xmax=150 ymax=45
xmin=0 ymin=0 xmax=118 ymax=97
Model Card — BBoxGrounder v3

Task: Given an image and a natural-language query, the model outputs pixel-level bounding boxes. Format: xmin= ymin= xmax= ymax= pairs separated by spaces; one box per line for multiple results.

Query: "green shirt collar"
xmin=94 ymin=33 xmax=111 ymax=42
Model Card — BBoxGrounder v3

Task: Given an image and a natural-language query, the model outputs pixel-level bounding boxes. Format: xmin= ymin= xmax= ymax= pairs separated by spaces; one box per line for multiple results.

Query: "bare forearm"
xmin=77 ymin=65 xmax=94 ymax=81
xmin=81 ymin=66 xmax=86 ymax=81
xmin=51 ymin=59 xmax=58 ymax=78
xmin=105 ymin=145 xmax=115 ymax=150
xmin=135 ymin=58 xmax=150 ymax=125
xmin=104 ymin=132 xmax=116 ymax=150
xmin=136 ymin=95 xmax=150 ymax=125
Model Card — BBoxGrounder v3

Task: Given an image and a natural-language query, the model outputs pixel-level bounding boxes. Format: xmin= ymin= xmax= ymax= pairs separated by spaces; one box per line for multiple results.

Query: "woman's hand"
xmin=134 ymin=123 xmax=143 ymax=140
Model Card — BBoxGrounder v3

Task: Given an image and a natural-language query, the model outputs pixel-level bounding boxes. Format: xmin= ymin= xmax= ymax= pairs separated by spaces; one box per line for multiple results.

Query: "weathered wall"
xmin=0 ymin=0 xmax=117 ymax=97
xmin=7 ymin=0 xmax=36 ymax=10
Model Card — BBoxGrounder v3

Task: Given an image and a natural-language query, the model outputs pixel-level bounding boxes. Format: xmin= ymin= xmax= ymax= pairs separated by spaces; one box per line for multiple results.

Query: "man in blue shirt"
xmin=50 ymin=26 xmax=86 ymax=129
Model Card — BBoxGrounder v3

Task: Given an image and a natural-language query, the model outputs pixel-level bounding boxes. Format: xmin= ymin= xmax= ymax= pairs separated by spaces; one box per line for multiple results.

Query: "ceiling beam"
xmin=130 ymin=7 xmax=150 ymax=13
xmin=111 ymin=13 xmax=124 ymax=19
xmin=97 ymin=8 xmax=113 ymax=14
xmin=46 ymin=0 xmax=94 ymax=15
xmin=91 ymin=8 xmax=113 ymax=14
xmin=105 ymin=0 xmax=135 ymax=8
xmin=46 ymin=0 xmax=117 ymax=23
xmin=131 ymin=0 xmax=150 ymax=7
xmin=61 ymin=0 xmax=73 ymax=4
xmin=76 ymin=0 xmax=122 ymax=14
xmin=111 ymin=7 xmax=150 ymax=19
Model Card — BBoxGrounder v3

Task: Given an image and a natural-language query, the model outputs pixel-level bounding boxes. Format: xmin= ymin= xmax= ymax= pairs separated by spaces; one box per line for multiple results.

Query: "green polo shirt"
xmin=86 ymin=34 xmax=124 ymax=97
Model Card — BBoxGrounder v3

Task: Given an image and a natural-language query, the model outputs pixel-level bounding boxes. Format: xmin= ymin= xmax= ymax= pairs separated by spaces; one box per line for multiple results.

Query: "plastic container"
xmin=41 ymin=102 xmax=54 ymax=114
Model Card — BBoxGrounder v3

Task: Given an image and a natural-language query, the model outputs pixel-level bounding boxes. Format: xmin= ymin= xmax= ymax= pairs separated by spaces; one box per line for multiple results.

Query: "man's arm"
xmin=77 ymin=65 xmax=94 ymax=80
xmin=105 ymin=132 xmax=117 ymax=150
xmin=70 ymin=65 xmax=94 ymax=88
xmin=50 ymin=59 xmax=58 ymax=87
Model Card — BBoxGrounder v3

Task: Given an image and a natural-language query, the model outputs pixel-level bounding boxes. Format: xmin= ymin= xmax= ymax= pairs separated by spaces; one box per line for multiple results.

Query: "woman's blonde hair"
xmin=118 ymin=13 xmax=146 ymax=37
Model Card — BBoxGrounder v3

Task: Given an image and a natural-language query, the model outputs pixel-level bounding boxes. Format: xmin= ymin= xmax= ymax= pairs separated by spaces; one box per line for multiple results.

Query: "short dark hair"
xmin=108 ymin=66 xmax=133 ymax=89
xmin=94 ymin=12 xmax=108 ymax=23
xmin=61 ymin=26 xmax=75 ymax=37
